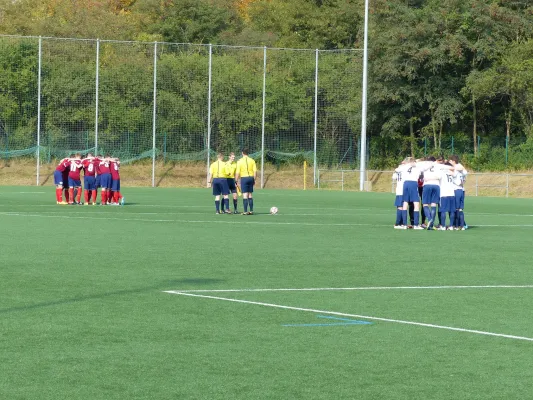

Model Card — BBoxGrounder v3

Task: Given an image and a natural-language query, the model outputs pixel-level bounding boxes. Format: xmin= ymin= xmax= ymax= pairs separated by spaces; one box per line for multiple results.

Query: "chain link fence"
xmin=0 ymin=35 xmax=363 ymax=186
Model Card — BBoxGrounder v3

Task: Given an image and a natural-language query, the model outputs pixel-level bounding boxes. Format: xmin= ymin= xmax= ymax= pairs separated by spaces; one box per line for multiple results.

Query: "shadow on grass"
xmin=0 ymin=278 xmax=224 ymax=314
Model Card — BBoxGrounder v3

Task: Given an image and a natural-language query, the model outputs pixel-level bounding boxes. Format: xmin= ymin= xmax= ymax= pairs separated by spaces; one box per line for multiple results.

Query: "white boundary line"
xmin=164 ymin=291 xmax=533 ymax=342
xmin=168 ymin=285 xmax=533 ymax=293
xmin=3 ymin=212 xmax=533 ymax=228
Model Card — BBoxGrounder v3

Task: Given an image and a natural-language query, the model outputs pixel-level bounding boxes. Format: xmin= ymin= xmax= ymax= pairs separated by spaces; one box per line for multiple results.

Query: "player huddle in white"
xmin=393 ymin=155 xmax=467 ymax=230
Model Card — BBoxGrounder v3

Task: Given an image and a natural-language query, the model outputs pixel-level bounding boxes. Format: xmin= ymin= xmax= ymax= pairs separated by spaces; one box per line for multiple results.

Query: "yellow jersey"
xmin=225 ymin=161 xmax=237 ymax=179
xmin=236 ymin=156 xmax=257 ymax=178
xmin=209 ymin=160 xmax=227 ymax=178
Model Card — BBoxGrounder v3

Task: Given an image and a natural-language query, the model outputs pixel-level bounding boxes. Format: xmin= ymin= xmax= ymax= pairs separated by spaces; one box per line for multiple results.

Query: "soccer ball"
xmin=270 ymin=206 xmax=278 ymax=215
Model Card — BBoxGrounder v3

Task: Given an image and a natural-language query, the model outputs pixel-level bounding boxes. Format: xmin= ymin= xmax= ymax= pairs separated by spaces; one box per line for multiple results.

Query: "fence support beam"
xmin=36 ymin=36 xmax=42 ymax=186
xmin=206 ymin=44 xmax=212 ymax=185
xmin=261 ymin=46 xmax=267 ymax=189
xmin=359 ymin=0 xmax=370 ymax=191
xmin=151 ymin=41 xmax=158 ymax=188
xmin=313 ymin=49 xmax=319 ymax=186
xmin=95 ymin=39 xmax=100 ymax=155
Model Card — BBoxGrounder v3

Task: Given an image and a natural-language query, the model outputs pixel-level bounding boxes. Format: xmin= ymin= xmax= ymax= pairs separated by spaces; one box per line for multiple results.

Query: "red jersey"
xmin=110 ymin=161 xmax=120 ymax=179
xmin=68 ymin=159 xmax=83 ymax=180
xmin=55 ymin=158 xmax=70 ymax=172
xmin=82 ymin=158 xmax=97 ymax=177
xmin=98 ymin=160 xmax=111 ymax=174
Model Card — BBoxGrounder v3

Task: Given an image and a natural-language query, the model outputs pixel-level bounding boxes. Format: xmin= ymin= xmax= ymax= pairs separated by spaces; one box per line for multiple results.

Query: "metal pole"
xmin=359 ymin=0 xmax=370 ymax=191
xmin=261 ymin=46 xmax=267 ymax=189
xmin=151 ymin=41 xmax=158 ymax=187
xmin=36 ymin=36 xmax=42 ymax=186
xmin=506 ymin=173 xmax=509 ymax=198
xmin=313 ymin=49 xmax=319 ymax=186
xmin=95 ymin=39 xmax=100 ymax=155
xmin=206 ymin=44 xmax=213 ymax=185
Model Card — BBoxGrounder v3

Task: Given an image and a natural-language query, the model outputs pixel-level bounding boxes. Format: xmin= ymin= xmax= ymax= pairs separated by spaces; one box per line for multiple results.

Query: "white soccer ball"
xmin=270 ymin=206 xmax=278 ymax=215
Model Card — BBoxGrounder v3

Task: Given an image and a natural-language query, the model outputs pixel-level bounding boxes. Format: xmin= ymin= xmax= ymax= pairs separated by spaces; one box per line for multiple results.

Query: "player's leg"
xmin=93 ymin=175 xmax=100 ymax=205
xmin=241 ymin=177 xmax=253 ymax=214
xmin=53 ymin=171 xmax=65 ymax=204
xmin=212 ymin=179 xmax=222 ymax=214
xmin=408 ymin=202 xmax=414 ymax=225
xmin=68 ymin=176 xmax=75 ymax=204
xmin=233 ymin=193 xmax=239 ymax=213
xmin=401 ymin=201 xmax=409 ymax=228
xmin=247 ymin=181 xmax=254 ymax=214
xmin=75 ymin=184 xmax=82 ymax=204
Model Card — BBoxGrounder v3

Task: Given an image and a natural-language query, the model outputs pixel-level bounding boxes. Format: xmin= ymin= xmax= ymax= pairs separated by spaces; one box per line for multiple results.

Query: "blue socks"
xmin=395 ymin=209 xmax=402 ymax=225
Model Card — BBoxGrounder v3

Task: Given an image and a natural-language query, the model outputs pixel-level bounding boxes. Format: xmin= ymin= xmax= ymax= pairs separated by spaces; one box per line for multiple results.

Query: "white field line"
xmin=4 ymin=210 xmax=392 ymax=217
xmin=0 ymin=212 xmax=379 ymax=226
xmin=3 ymin=212 xmax=533 ymax=228
xmin=0 ymin=212 xmax=533 ymax=228
xmin=169 ymin=285 xmax=533 ymax=293
xmin=164 ymin=291 xmax=533 ymax=342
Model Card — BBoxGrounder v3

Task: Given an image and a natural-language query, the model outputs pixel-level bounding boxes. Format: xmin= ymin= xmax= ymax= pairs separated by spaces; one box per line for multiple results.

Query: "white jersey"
xmin=417 ymin=161 xmax=449 ymax=186
xmin=395 ymin=163 xmax=422 ymax=182
xmin=393 ymin=171 xmax=405 ymax=196
xmin=439 ymin=169 xmax=456 ymax=197
xmin=453 ymin=164 xmax=468 ymax=191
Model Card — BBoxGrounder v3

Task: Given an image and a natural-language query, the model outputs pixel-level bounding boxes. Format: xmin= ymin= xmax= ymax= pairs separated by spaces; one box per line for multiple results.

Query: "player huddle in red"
xmin=53 ymin=152 xmax=124 ymax=206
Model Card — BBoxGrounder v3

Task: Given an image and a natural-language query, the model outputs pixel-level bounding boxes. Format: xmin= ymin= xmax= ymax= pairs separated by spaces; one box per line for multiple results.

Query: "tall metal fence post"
xmin=95 ymin=39 xmax=100 ymax=155
xmin=260 ymin=46 xmax=267 ymax=189
xmin=506 ymin=173 xmax=509 ymax=197
xmin=359 ymin=0 xmax=370 ymax=191
xmin=36 ymin=36 xmax=42 ymax=186
xmin=505 ymin=136 xmax=509 ymax=166
xmin=313 ymin=49 xmax=318 ymax=186
xmin=151 ymin=41 xmax=158 ymax=187
xmin=206 ymin=44 xmax=212 ymax=185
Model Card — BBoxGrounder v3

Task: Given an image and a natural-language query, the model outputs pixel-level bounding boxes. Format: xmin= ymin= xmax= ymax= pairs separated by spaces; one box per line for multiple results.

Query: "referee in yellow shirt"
xmin=207 ymin=153 xmax=230 ymax=214
xmin=225 ymin=152 xmax=240 ymax=214
xmin=235 ymin=148 xmax=257 ymax=215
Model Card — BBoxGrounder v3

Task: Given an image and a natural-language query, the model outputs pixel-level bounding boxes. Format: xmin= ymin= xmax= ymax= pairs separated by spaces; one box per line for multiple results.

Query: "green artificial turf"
xmin=1 ymin=186 xmax=532 ymax=399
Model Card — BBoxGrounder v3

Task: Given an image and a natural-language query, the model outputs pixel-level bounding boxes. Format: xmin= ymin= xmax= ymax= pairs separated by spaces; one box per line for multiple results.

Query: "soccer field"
xmin=1 ymin=187 xmax=533 ymax=399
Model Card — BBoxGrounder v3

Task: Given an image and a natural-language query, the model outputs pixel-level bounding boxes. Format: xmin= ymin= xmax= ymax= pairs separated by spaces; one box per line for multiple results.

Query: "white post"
xmin=359 ymin=0 xmax=370 ymax=191
xmin=36 ymin=36 xmax=42 ymax=186
xmin=313 ymin=49 xmax=319 ymax=186
xmin=206 ymin=44 xmax=213 ymax=184
xmin=151 ymin=41 xmax=158 ymax=187
xmin=260 ymin=46 xmax=267 ymax=189
xmin=95 ymin=39 xmax=100 ymax=155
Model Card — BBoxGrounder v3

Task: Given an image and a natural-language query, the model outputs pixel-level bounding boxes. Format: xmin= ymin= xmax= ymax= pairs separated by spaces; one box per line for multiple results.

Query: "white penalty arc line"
xmin=168 ymin=285 xmax=533 ymax=293
xmin=164 ymin=291 xmax=533 ymax=342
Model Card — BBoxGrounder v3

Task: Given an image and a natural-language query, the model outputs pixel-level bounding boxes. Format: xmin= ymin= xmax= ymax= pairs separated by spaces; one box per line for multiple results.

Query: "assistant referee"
xmin=207 ymin=153 xmax=230 ymax=214
xmin=235 ymin=148 xmax=257 ymax=215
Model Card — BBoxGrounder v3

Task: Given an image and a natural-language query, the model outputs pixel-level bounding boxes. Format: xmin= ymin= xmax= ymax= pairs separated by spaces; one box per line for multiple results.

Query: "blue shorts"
xmin=84 ymin=176 xmax=96 ymax=191
xmin=440 ymin=196 xmax=455 ymax=213
xmin=212 ymin=178 xmax=229 ymax=196
xmin=111 ymin=179 xmax=120 ymax=192
xmin=454 ymin=189 xmax=465 ymax=210
xmin=100 ymin=173 xmax=112 ymax=189
xmin=227 ymin=178 xmax=237 ymax=193
xmin=241 ymin=177 xmax=255 ymax=194
xmin=394 ymin=195 xmax=403 ymax=207
xmin=54 ymin=171 xmax=64 ymax=186
xmin=402 ymin=181 xmax=419 ymax=203
xmin=68 ymin=177 xmax=81 ymax=187
xmin=95 ymin=175 xmax=101 ymax=188
xmin=422 ymin=184 xmax=440 ymax=204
